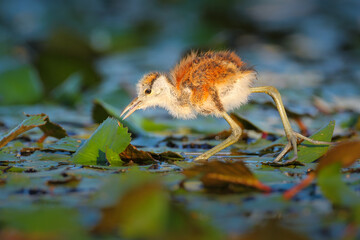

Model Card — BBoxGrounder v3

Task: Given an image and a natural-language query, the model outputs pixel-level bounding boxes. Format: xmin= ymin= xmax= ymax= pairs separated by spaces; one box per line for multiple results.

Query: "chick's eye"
xmin=145 ymin=89 xmax=151 ymax=94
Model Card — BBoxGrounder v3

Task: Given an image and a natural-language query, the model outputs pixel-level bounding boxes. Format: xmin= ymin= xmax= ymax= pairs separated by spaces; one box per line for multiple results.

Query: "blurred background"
xmin=0 ymin=0 xmax=359 ymax=133
xmin=1 ymin=1 xmax=360 ymax=239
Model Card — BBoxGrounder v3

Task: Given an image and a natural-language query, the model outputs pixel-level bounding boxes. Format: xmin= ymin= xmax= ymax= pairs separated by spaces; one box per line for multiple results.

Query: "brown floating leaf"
xmin=119 ymin=145 xmax=184 ymax=165
xmin=315 ymin=140 xmax=360 ymax=173
xmin=46 ymin=173 xmax=81 ymax=186
xmin=119 ymin=144 xmax=156 ymax=165
xmin=37 ymin=114 xmax=68 ymax=142
xmin=0 ymin=113 xmax=68 ymax=148
xmin=230 ymin=113 xmax=264 ymax=133
xmin=183 ymin=161 xmax=271 ymax=192
xmin=284 ymin=140 xmax=360 ymax=200
xmin=0 ymin=114 xmax=48 ymax=148
xmin=150 ymin=151 xmax=184 ymax=162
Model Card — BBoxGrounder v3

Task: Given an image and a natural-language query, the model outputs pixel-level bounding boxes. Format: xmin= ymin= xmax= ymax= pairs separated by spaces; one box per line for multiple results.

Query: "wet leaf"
xmin=315 ymin=141 xmax=360 ymax=220
xmin=0 ymin=114 xmax=47 ymax=148
xmin=151 ymin=151 xmax=185 ymax=162
xmin=284 ymin=140 xmax=360 ymax=201
xmin=37 ymin=114 xmax=68 ymax=142
xmin=119 ymin=144 xmax=156 ymax=164
xmin=230 ymin=113 xmax=265 ymax=133
xmin=46 ymin=173 xmax=81 ymax=186
xmin=92 ymin=98 xmax=143 ymax=136
xmin=46 ymin=136 xmax=82 ymax=152
xmin=289 ymin=120 xmax=335 ymax=163
xmin=317 ymin=163 xmax=360 ymax=208
xmin=183 ymin=161 xmax=271 ymax=192
xmin=315 ymin=140 xmax=360 ymax=172
xmin=0 ymin=152 xmax=20 ymax=162
xmin=23 ymin=151 xmax=71 ymax=163
xmin=72 ymin=117 xmax=131 ymax=165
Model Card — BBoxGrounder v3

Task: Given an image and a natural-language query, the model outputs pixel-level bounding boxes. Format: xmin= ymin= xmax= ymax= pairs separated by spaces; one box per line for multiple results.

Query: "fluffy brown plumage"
xmin=130 ymin=51 xmax=256 ymax=119
xmin=121 ymin=50 xmax=333 ymax=163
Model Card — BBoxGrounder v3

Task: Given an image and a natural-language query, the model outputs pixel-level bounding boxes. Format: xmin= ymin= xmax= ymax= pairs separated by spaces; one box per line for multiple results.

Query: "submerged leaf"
xmin=183 ymin=161 xmax=271 ymax=192
xmin=71 ymin=117 xmax=131 ymax=165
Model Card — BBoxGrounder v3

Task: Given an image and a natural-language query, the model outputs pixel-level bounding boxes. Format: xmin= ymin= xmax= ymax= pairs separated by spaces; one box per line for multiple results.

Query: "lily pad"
xmin=92 ymin=98 xmax=144 ymax=136
xmin=71 ymin=117 xmax=131 ymax=166
xmin=289 ymin=120 xmax=335 ymax=163
xmin=47 ymin=136 xmax=82 ymax=152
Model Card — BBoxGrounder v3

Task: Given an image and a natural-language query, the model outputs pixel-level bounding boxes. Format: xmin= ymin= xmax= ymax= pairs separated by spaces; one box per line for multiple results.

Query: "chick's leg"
xmin=250 ymin=86 xmax=332 ymax=162
xmin=194 ymin=112 xmax=242 ymax=162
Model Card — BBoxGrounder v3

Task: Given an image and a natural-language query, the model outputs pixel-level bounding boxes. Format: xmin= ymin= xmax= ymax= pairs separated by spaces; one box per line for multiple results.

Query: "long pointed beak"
xmin=120 ymin=97 xmax=142 ymax=120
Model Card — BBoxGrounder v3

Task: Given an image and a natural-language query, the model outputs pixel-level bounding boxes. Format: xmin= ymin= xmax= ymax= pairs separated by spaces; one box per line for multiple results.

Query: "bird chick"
xmin=121 ymin=51 xmax=332 ymax=162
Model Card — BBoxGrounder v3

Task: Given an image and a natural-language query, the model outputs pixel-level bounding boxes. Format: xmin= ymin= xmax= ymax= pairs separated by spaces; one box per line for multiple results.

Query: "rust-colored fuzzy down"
xmin=142 ymin=72 xmax=160 ymax=88
xmin=171 ymin=51 xmax=250 ymax=107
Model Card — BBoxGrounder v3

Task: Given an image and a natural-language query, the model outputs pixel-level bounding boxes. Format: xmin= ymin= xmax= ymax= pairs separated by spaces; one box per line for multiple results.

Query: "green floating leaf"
xmin=92 ymin=98 xmax=144 ymax=136
xmin=0 ymin=151 xmax=20 ymax=162
xmin=0 ymin=114 xmax=48 ymax=149
xmin=284 ymin=140 xmax=360 ymax=204
xmin=316 ymin=141 xmax=360 ymax=220
xmin=24 ymin=150 xmax=71 ymax=162
xmin=71 ymin=117 xmax=131 ymax=166
xmin=318 ymin=163 xmax=360 ymax=207
xmin=0 ymin=65 xmax=43 ymax=105
xmin=47 ymin=136 xmax=82 ymax=152
xmin=290 ymin=120 xmax=335 ymax=163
